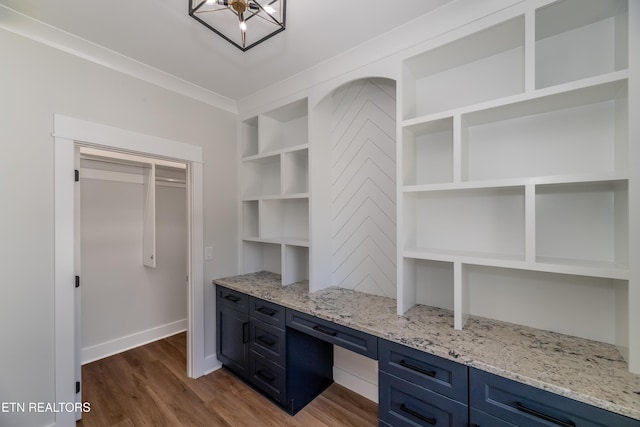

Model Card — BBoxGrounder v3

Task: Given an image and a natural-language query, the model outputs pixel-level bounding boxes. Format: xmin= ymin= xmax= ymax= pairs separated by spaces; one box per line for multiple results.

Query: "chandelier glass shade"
xmin=189 ymin=0 xmax=286 ymax=51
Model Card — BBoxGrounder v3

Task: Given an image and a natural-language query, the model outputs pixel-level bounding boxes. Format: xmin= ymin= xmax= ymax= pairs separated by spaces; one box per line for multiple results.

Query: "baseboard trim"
xmin=333 ymin=366 xmax=378 ymax=403
xmin=81 ymin=319 xmax=187 ymax=365
xmin=204 ymin=353 xmax=222 ymax=375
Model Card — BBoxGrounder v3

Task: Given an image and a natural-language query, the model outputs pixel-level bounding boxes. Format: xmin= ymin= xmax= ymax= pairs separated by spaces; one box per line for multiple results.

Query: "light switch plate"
xmin=204 ymin=246 xmax=214 ymax=261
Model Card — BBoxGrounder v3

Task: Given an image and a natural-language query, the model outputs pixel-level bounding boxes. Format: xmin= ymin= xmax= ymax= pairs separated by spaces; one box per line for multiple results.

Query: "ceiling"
xmin=0 ymin=0 xmax=453 ymax=101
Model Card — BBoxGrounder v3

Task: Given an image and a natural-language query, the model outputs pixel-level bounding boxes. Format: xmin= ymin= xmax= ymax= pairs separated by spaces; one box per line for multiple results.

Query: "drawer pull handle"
xmin=399 ymin=359 xmax=436 ymax=377
xmin=257 ymin=335 xmax=277 ymax=347
xmin=257 ymin=369 xmax=275 ymax=383
xmin=223 ymin=294 xmax=241 ymax=303
xmin=242 ymin=322 xmax=249 ymax=343
xmin=515 ymin=402 xmax=575 ymax=427
xmin=399 ymin=403 xmax=436 ymax=425
xmin=313 ymin=325 xmax=338 ymax=336
xmin=256 ymin=306 xmax=277 ymax=316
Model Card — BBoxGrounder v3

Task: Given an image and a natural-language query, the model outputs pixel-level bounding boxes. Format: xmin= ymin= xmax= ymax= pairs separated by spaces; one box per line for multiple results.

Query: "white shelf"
xmin=239 ymin=98 xmax=310 ymax=287
xmin=242 ymin=237 xmax=310 ymax=247
xmin=397 ymin=0 xmax=634 ymax=368
xmin=403 ymin=171 xmax=629 ymax=193
xmin=402 ymin=70 xmax=628 ymax=128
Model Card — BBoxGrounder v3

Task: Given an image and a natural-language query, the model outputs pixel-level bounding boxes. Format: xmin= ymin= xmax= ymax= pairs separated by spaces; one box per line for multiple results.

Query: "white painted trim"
xmin=204 ymin=354 xmax=223 ymax=375
xmin=332 ymin=366 xmax=378 ymax=404
xmin=0 ymin=5 xmax=237 ymax=114
xmin=54 ymin=115 xmax=206 ymax=427
xmin=81 ymin=320 xmax=187 ymax=365
xmin=187 ymin=162 xmax=205 ymax=377
xmin=54 ymin=115 xmax=203 ymax=163
xmin=54 ymin=137 xmax=77 ymax=427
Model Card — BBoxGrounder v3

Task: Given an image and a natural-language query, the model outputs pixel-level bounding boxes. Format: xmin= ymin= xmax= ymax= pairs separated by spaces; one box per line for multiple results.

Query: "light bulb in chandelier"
xmin=189 ymin=0 xmax=286 ymax=51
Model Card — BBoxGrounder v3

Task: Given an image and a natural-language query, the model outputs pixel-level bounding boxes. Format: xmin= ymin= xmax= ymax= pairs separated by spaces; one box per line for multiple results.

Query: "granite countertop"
xmin=213 ymin=271 xmax=640 ymax=420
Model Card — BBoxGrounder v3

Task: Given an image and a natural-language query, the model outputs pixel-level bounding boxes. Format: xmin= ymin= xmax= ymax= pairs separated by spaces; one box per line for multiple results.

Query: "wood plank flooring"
xmin=77 ymin=333 xmax=378 ymax=427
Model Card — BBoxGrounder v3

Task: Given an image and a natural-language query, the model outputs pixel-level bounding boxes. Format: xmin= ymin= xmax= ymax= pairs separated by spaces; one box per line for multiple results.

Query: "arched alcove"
xmin=324 ymin=77 xmax=397 ymax=298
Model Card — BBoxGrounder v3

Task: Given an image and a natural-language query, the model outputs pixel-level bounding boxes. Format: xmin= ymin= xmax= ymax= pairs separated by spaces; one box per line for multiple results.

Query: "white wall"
xmin=0 ymin=28 xmax=237 ymax=427
xmin=80 ymin=162 xmax=188 ymax=363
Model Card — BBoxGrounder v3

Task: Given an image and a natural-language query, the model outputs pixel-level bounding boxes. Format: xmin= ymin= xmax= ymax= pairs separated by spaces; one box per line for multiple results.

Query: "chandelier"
xmin=189 ymin=0 xmax=286 ymax=51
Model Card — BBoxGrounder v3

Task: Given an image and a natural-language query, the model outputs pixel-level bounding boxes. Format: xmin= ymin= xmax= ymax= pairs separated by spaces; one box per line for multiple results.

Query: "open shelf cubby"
xmin=535 ymin=180 xmax=628 ymax=271
xmin=461 ymin=79 xmax=628 ymax=182
xmin=241 ymin=116 xmax=259 ymax=158
xmin=260 ymin=198 xmax=309 ymax=244
xmin=243 ymin=241 xmax=282 ymax=276
xmin=260 ymin=98 xmax=308 ymax=153
xmin=403 ymin=16 xmax=524 ymax=120
xmin=242 ymin=201 xmax=259 ymax=239
xmin=402 ymin=118 xmax=453 ymax=186
xmin=403 ymin=187 xmax=525 ymax=262
xmin=240 ymin=98 xmax=310 ymax=287
xmin=242 ymin=155 xmax=281 ymax=199
xmin=283 ymin=148 xmax=309 ymax=195
xmin=284 ymin=245 xmax=309 ymax=286
xmin=535 ymin=0 xmax=628 ymax=89
xmin=465 ymin=265 xmax=628 ymax=347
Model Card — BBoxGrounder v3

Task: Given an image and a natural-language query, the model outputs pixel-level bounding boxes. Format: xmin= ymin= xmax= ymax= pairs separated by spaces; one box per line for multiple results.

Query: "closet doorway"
xmin=53 ymin=114 xmax=206 ymax=426
xmin=78 ymin=148 xmax=189 ymax=367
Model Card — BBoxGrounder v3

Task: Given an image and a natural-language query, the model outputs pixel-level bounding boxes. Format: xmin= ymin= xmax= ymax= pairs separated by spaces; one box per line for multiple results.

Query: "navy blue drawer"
xmin=470 ymin=409 xmax=516 ymax=427
xmin=380 ymin=372 xmax=468 ymax=427
xmin=249 ymin=318 xmax=286 ymax=367
xmin=379 ymin=339 xmax=468 ymax=403
xmin=217 ymin=285 xmax=249 ymax=312
xmin=250 ymin=350 xmax=286 ymax=406
xmin=286 ymin=309 xmax=378 ymax=359
xmin=470 ymin=368 xmax=640 ymax=427
xmin=250 ymin=297 xmax=285 ymax=329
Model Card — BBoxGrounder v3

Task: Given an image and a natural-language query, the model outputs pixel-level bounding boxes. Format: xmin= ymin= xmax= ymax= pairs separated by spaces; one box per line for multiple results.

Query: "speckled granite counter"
xmin=213 ymin=271 xmax=640 ymax=421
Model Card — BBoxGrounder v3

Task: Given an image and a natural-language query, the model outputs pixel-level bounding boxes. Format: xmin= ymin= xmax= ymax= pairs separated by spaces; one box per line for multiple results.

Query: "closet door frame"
xmin=53 ymin=114 xmax=205 ymax=427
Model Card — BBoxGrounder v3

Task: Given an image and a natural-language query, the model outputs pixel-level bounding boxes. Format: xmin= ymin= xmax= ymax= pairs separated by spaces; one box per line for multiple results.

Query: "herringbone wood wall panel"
xmin=331 ymin=78 xmax=397 ymax=298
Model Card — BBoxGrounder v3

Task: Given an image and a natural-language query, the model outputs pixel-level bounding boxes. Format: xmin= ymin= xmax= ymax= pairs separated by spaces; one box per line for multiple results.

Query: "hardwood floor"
xmin=77 ymin=333 xmax=378 ymax=426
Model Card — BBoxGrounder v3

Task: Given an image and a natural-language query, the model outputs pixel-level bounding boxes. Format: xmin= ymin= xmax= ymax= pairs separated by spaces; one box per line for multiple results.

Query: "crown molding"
xmin=236 ymin=0 xmax=523 ymax=116
xmin=0 ymin=5 xmax=237 ymax=114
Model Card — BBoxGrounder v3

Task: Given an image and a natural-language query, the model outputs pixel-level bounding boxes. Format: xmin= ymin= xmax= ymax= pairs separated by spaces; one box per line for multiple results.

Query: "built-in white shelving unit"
xmin=398 ymin=0 xmax=632 ymax=364
xmin=238 ymin=0 xmax=637 ymax=373
xmin=240 ymin=98 xmax=309 ymax=286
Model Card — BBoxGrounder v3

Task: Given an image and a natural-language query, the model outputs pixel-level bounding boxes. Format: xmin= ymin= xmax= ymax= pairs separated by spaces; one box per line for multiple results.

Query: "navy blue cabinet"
xmin=470 ymin=368 xmax=640 ymax=427
xmin=286 ymin=309 xmax=378 ymax=359
xmin=379 ymin=339 xmax=468 ymax=426
xmin=216 ymin=287 xmax=250 ymax=380
xmin=216 ymin=285 xmax=333 ymax=414
xmin=217 ymin=286 xmax=638 ymax=424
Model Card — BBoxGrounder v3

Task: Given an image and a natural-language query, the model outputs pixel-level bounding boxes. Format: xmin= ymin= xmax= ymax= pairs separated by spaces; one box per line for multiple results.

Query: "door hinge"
xmin=75 ymin=169 xmax=79 ymax=182
xmin=75 ymin=381 xmax=80 ymax=394
xmin=75 ymin=275 xmax=80 ymax=288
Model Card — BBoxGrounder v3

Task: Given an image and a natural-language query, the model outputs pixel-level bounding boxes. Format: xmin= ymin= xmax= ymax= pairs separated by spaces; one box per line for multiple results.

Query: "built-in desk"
xmin=213 ymin=272 xmax=640 ymax=424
